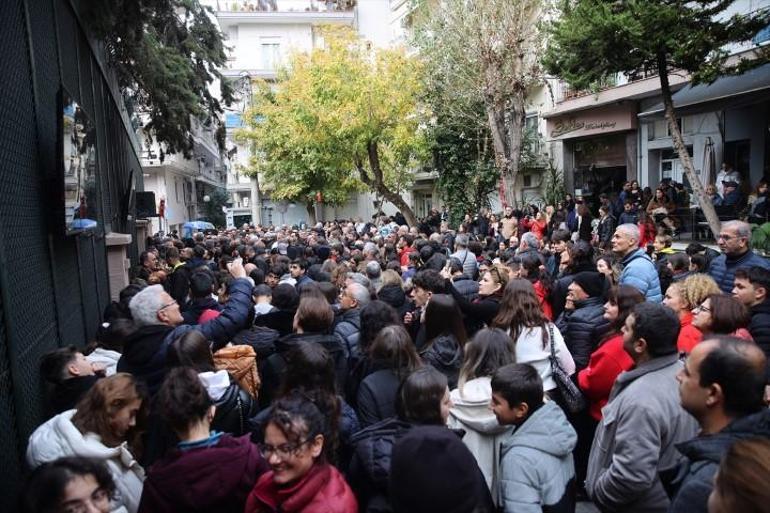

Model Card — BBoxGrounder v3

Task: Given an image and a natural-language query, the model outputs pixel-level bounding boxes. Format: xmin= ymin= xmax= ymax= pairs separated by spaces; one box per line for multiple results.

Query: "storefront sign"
xmin=547 ymin=104 xmax=636 ymax=140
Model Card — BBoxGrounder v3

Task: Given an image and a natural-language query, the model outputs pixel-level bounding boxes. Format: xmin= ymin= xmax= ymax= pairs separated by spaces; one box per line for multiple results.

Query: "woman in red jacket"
xmin=663 ymin=274 xmax=720 ymax=353
xmin=577 ymin=285 xmax=644 ymax=421
xmin=245 ymin=394 xmax=357 ymax=513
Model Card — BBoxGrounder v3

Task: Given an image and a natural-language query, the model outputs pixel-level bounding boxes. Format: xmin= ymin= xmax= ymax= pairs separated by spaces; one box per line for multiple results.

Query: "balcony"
xmin=221 ymin=0 xmax=355 ymax=12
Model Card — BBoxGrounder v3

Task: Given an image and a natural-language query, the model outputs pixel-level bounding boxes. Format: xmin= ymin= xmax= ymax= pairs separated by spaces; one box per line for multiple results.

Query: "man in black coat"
xmin=669 ymin=337 xmax=769 ymax=513
xmin=555 ymin=271 xmax=609 ymax=372
xmin=732 ymin=266 xmax=770 ymax=382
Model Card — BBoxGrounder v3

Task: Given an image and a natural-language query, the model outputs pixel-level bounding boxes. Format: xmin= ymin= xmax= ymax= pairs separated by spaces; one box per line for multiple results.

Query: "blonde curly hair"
xmin=677 ymin=274 xmax=721 ymax=310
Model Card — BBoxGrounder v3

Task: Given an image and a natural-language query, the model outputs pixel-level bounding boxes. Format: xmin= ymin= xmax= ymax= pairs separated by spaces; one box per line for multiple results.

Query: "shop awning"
xmin=638 ymin=61 xmax=770 ymax=120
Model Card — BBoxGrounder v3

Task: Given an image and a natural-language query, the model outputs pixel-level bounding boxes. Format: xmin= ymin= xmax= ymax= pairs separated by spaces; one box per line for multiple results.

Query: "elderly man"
xmin=334 ymin=281 xmax=370 ymax=362
xmin=708 ymin=220 xmax=770 ymax=293
xmin=118 ymin=258 xmax=252 ymax=395
xmin=613 ymin=223 xmax=663 ymax=302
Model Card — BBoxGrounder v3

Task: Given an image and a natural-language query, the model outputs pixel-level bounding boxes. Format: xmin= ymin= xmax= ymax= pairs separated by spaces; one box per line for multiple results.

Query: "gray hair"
xmin=722 ymin=220 xmax=751 ymax=240
xmin=520 ymin=232 xmax=539 ymax=250
xmin=347 ymin=272 xmax=372 ymax=289
xmin=347 ymin=282 xmax=371 ymax=308
xmin=616 ymin=223 xmax=640 ymax=243
xmin=129 ymin=284 xmax=165 ymax=327
xmin=455 ymin=233 xmax=469 ymax=248
xmin=365 ymin=260 xmax=382 ymax=279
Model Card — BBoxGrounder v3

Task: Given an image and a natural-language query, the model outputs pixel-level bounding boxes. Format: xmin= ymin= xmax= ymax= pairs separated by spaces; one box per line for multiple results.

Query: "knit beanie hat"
xmin=389 ymin=426 xmax=496 ymax=513
xmin=571 ymin=271 xmax=606 ymax=299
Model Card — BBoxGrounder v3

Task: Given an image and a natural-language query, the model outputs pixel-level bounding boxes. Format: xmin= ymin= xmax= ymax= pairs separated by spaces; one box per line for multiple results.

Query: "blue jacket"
xmin=619 ymin=248 xmax=663 ymax=302
xmin=117 ymin=278 xmax=254 ymax=395
xmin=708 ymin=249 xmax=770 ymax=293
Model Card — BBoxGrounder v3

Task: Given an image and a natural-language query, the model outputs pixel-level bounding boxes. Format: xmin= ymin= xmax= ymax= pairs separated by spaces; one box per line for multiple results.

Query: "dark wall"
xmin=0 ymin=0 xmax=140 ymax=507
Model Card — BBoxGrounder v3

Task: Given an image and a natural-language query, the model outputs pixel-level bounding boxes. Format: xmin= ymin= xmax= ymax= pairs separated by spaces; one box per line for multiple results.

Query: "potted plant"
xmin=750 ymin=222 xmax=770 ymax=257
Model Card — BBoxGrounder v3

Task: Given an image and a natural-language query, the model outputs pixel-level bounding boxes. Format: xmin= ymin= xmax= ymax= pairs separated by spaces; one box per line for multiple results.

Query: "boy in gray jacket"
xmin=491 ymin=363 xmax=577 ymax=513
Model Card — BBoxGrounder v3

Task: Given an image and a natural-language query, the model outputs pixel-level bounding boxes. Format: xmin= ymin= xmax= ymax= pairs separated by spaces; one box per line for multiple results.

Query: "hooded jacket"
xmin=181 ymin=296 xmax=222 ymax=325
xmin=448 ymin=377 xmax=512 ymax=502
xmin=118 ymin=278 xmax=255 ymax=395
xmin=259 ymin=331 xmax=347 ymax=408
xmin=420 ymin=333 xmax=463 ymax=389
xmin=27 ymin=409 xmax=145 ymax=513
xmin=245 ymin=462 xmax=357 ymax=513
xmin=555 ymin=297 xmax=609 ymax=371
xmin=586 ymin=353 xmax=698 ymax=513
xmin=50 ymin=375 xmax=100 ymax=414
xmin=499 ymin=401 xmax=577 ymax=513
xmin=577 ymin=333 xmax=634 ymax=421
xmin=138 ymin=434 xmax=268 ymax=513
xmin=377 ymin=284 xmax=412 ymax=318
xmin=347 ymin=418 xmax=415 ymax=513
xmin=668 ymin=409 xmax=770 ymax=513
xmin=708 ymin=248 xmax=770 ymax=293
xmin=619 ymin=248 xmax=663 ymax=302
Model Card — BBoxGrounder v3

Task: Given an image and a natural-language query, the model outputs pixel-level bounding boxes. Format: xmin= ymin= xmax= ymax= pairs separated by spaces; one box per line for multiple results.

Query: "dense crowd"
xmin=20 ymin=180 xmax=770 ymax=513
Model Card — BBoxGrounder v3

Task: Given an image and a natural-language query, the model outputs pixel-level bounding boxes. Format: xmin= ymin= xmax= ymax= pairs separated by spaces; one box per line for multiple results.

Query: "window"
xmin=261 ymin=41 xmax=281 ymax=70
xmin=522 ymin=174 xmax=533 ymax=187
xmin=525 ymin=114 xmax=540 ymax=154
xmin=175 ymin=178 xmax=179 ymax=203
xmin=666 ymin=117 xmax=684 ymax=137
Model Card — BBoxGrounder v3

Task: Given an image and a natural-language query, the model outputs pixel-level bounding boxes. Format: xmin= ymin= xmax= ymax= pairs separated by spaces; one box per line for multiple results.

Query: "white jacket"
xmin=86 ymin=348 xmax=122 ymax=376
xmin=512 ymin=325 xmax=575 ymax=391
xmin=26 ymin=410 xmax=145 ymax=513
xmin=448 ymin=376 xmax=512 ymax=504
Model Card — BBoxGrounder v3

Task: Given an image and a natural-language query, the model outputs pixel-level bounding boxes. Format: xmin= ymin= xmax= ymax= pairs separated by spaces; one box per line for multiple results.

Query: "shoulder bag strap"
xmin=548 ymin=323 xmax=557 ymax=369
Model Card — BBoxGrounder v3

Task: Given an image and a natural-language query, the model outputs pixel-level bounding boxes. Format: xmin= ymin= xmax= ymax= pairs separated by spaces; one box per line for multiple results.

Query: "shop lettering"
xmin=551 ymin=119 xmax=617 ymax=137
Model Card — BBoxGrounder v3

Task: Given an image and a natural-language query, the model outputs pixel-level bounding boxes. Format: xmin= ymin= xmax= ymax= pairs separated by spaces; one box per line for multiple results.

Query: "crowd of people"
xmin=19 ymin=180 xmax=770 ymax=513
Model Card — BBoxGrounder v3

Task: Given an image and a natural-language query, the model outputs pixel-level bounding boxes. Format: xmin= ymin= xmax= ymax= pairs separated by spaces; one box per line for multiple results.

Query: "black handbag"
xmin=548 ymin=323 xmax=587 ymax=413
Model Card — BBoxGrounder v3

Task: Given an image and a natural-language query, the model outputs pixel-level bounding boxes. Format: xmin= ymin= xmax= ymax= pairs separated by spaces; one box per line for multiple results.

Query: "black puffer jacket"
xmin=669 ymin=409 xmax=770 ymax=513
xmin=258 ymin=331 xmax=347 ymax=408
xmin=555 ymin=297 xmax=609 ymax=371
xmin=420 ymin=334 xmax=463 ymax=389
xmin=549 ymin=261 xmax=597 ymax=320
xmin=749 ymin=300 xmax=770 ymax=380
xmin=334 ymin=308 xmax=362 ymax=362
xmin=347 ymin=418 xmax=415 ymax=513
xmin=597 ymin=215 xmax=616 ymax=245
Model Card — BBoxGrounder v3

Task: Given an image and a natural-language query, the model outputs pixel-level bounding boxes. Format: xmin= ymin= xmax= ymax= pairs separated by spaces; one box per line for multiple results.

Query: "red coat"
xmin=533 ymin=280 xmax=553 ymax=321
xmin=399 ymin=246 xmax=415 ymax=268
xmin=530 ymin=219 xmax=547 ymax=240
xmin=245 ymin=463 xmax=357 ymax=513
xmin=577 ymin=333 xmax=635 ymax=421
xmin=677 ymin=312 xmax=703 ymax=353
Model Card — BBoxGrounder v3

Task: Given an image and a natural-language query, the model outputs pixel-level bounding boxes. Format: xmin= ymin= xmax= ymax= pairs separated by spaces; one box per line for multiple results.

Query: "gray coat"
xmin=586 ymin=353 xmax=698 ymax=513
xmin=499 ymin=401 xmax=577 ymax=513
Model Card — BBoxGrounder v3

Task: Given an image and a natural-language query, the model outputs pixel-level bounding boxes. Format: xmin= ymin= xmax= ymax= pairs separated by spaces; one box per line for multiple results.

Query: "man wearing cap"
xmin=555 ymin=271 xmax=610 ymax=372
xmin=612 ymin=223 xmax=663 ymax=302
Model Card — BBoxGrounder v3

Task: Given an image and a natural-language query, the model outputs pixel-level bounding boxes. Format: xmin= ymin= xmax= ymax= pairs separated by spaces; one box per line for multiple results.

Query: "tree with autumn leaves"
xmin=237 ymin=27 xmax=427 ymax=226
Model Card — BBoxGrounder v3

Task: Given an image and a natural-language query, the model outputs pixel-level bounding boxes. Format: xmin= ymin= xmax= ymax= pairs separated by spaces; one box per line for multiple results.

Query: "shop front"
xmin=546 ymin=103 xmax=638 ymax=203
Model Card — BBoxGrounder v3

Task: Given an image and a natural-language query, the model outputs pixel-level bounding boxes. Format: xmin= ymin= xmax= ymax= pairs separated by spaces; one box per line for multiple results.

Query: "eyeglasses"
xmin=158 ymin=300 xmax=177 ymax=311
xmin=62 ymin=487 xmax=111 ymax=513
xmin=693 ymin=304 xmax=712 ymax=313
xmin=258 ymin=439 xmax=311 ymax=459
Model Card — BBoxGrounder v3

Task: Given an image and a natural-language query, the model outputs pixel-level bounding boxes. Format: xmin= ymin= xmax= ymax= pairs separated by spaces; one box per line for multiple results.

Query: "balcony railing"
xmin=555 ymin=68 xmax=658 ymax=103
xmin=221 ymin=0 xmax=355 ymax=12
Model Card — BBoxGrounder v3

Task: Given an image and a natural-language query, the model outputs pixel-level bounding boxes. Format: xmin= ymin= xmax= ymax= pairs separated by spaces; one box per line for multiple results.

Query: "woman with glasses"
xmin=26 ymin=374 xmax=147 ymax=513
xmin=662 ymin=274 xmax=720 ymax=353
xmin=245 ymin=393 xmax=358 ymax=513
xmin=443 ymin=263 xmax=509 ymax=337
xmin=692 ymin=293 xmax=753 ymax=341
xmin=22 ymin=456 xmax=116 ymax=513
xmin=138 ymin=367 xmax=268 ymax=513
